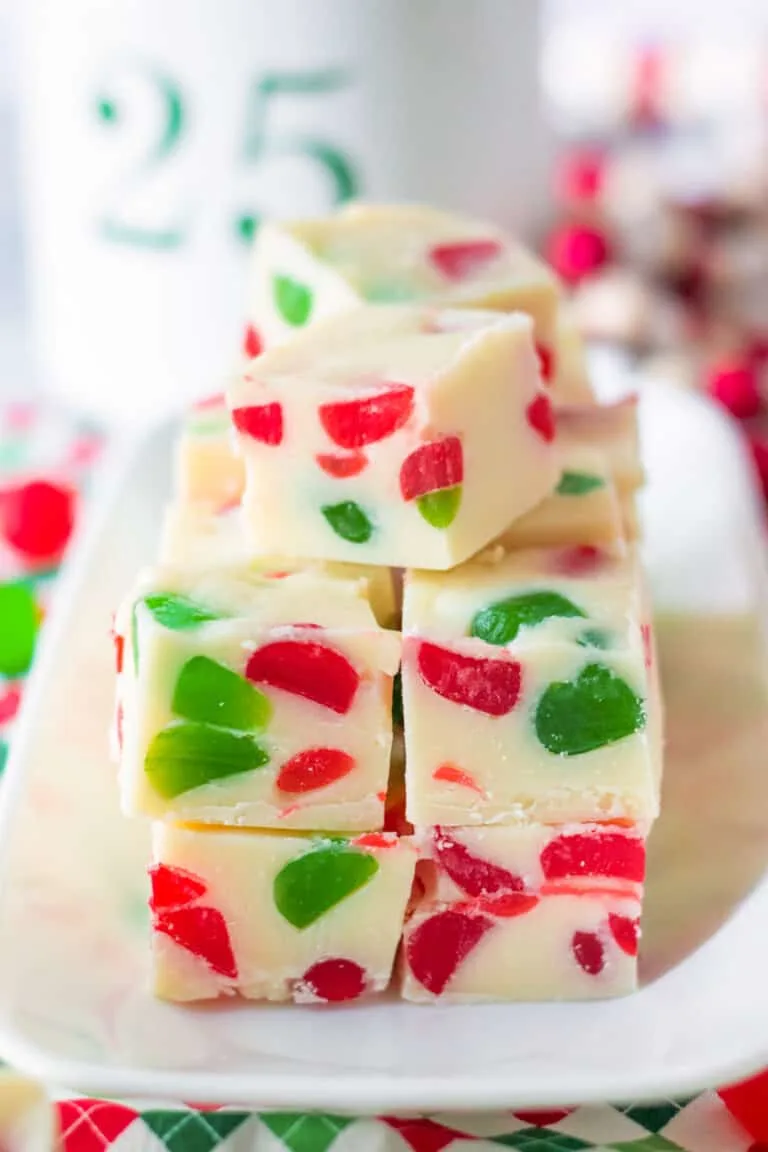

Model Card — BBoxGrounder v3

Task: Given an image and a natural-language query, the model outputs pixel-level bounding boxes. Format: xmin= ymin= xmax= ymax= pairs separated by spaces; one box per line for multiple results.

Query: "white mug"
xmin=19 ymin=0 xmax=551 ymax=424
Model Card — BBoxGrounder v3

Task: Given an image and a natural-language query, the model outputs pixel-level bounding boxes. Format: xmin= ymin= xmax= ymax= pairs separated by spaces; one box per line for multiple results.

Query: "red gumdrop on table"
xmin=407 ymin=908 xmax=492 ymax=995
xmin=719 ymin=1069 xmax=768 ymax=1141
xmin=545 ymin=222 xmax=611 ymax=286
xmin=571 ymin=930 xmax=605 ymax=976
xmin=526 ymin=394 xmax=555 ymax=442
xmin=1 ymin=479 xmax=75 ymax=562
xmin=149 ymin=863 xmax=207 ymax=912
xmin=609 ymin=913 xmax=640 ymax=957
xmin=433 ymin=828 xmax=525 ymax=897
xmin=706 ymin=359 xmax=762 ymax=421
xmin=154 ymin=905 xmax=237 ymax=979
xmin=428 ymin=238 xmax=504 ymax=282
xmin=246 ymin=639 xmax=360 ymax=714
xmin=243 ymin=324 xmax=263 ymax=359
xmin=276 ymin=747 xmax=356 ymax=794
xmin=399 ymin=436 xmax=463 ymax=501
xmin=416 ymin=641 xmax=522 ymax=716
xmin=540 ymin=831 xmax=646 ymax=883
xmin=315 ymin=451 xmax=368 ymax=478
xmin=300 ymin=957 xmax=367 ymax=1003
xmin=232 ymin=403 xmax=283 ymax=445
xmin=535 ymin=343 xmax=554 ymax=383
xmin=319 ymin=384 xmax=414 ymax=449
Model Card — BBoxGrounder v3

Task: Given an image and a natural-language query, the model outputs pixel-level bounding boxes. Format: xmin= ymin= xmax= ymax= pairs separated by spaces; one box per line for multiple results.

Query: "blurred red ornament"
xmin=706 ymin=360 xmax=762 ymax=421
xmin=546 ymin=223 xmax=612 ymax=286
xmin=748 ymin=436 xmax=768 ymax=501
xmin=719 ymin=1069 xmax=768 ymax=1140
xmin=630 ymin=44 xmax=667 ymax=129
xmin=0 ymin=479 xmax=76 ymax=562
xmin=556 ymin=148 xmax=606 ymax=206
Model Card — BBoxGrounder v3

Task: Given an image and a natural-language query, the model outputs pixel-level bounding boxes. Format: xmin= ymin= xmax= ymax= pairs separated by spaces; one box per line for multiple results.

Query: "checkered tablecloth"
xmin=0 ymin=400 xmax=765 ymax=1152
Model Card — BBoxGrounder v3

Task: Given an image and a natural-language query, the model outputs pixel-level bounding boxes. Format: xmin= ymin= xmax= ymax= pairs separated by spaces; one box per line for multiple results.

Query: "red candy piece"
xmin=1 ymin=479 xmax=75 ymax=562
xmin=552 ymin=545 xmax=604 ymax=576
xmin=432 ymin=762 xmax=485 ymax=796
xmin=526 ymin=394 xmax=555 ymax=442
xmin=319 ymin=384 xmax=414 ymax=449
xmin=428 ymin=239 xmax=503 ymax=282
xmin=546 ymin=223 xmax=611 ymax=286
xmin=535 ymin=343 xmax=554 ymax=383
xmin=246 ymin=640 xmax=359 ymax=714
xmin=707 ymin=359 xmax=762 ymax=420
xmin=353 ymin=832 xmax=395 ymax=850
xmin=300 ymin=957 xmax=367 ymax=1003
xmin=556 ymin=147 xmax=606 ymax=205
xmin=315 ymin=451 xmax=368 ymax=478
xmin=192 ymin=392 xmax=225 ymax=411
xmin=232 ymin=403 xmax=283 ymax=445
xmin=400 ymin=437 xmax=463 ymax=501
xmin=571 ymin=930 xmax=605 ymax=976
xmin=243 ymin=324 xmax=263 ymax=359
xmin=407 ymin=909 xmax=492 ymax=995
xmin=478 ymin=892 xmax=539 ymax=918
xmin=114 ymin=632 xmax=124 ymax=675
xmin=149 ymin=864 xmax=207 ymax=912
xmin=641 ymin=622 xmax=653 ymax=669
xmin=540 ymin=832 xmax=645 ymax=883
xmin=276 ymin=747 xmax=356 ymax=794
xmin=417 ymin=641 xmax=522 ymax=716
xmin=434 ymin=828 xmax=525 ymax=897
xmin=0 ymin=684 xmax=21 ymax=725
xmin=155 ymin=905 xmax=237 ymax=979
xmin=609 ymin=913 xmax=640 ymax=957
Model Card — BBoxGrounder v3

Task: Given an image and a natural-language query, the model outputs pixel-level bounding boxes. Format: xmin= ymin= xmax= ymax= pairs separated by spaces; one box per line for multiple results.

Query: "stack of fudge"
xmin=113 ymin=205 xmax=661 ymax=1005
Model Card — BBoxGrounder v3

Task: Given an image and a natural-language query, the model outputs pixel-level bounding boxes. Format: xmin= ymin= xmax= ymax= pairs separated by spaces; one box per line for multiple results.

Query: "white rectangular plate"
xmin=0 ymin=383 xmax=767 ymax=1111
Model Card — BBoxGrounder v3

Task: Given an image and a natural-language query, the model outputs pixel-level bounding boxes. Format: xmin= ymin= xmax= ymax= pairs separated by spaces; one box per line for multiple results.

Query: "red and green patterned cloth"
xmin=0 ymin=400 xmax=765 ymax=1151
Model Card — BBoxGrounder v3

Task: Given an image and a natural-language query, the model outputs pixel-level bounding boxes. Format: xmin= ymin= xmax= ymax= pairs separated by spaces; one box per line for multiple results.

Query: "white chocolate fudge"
xmin=557 ymin=396 xmax=644 ymax=495
xmin=175 ymin=393 xmax=244 ymax=511
xmin=228 ymin=305 xmax=559 ymax=571
xmin=401 ymin=890 xmax=640 ymax=1002
xmin=115 ymin=567 xmax=400 ymax=830
xmin=552 ymin=315 xmax=596 ymax=404
xmin=402 ymin=546 xmax=660 ymax=825
xmin=401 ymin=823 xmax=644 ymax=1002
xmin=247 ymin=203 xmax=563 ymax=382
xmin=150 ymin=824 xmax=416 ymax=1002
xmin=159 ymin=501 xmax=399 ymax=628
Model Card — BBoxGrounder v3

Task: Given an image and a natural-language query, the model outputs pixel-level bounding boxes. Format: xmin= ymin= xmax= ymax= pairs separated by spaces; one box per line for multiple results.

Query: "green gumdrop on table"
xmin=416 ymin=485 xmax=461 ymax=529
xmin=322 ymin=500 xmax=374 ymax=544
xmin=0 ymin=582 xmax=38 ymax=677
xmin=145 ymin=722 xmax=269 ymax=799
xmin=556 ymin=471 xmax=606 ymax=496
xmin=535 ymin=662 xmax=645 ymax=757
xmin=273 ymin=274 xmax=313 ymax=326
xmin=470 ymin=590 xmax=586 ymax=646
xmin=143 ymin=593 xmax=221 ymax=631
xmin=172 ymin=655 xmax=272 ymax=730
xmin=273 ymin=843 xmax=379 ymax=929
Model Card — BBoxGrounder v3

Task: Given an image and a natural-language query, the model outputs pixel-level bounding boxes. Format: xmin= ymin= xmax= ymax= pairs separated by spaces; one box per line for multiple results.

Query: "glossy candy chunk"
xmin=406 ymin=908 xmax=492 ymax=995
xmin=428 ymin=238 xmax=504 ymax=281
xmin=172 ymin=656 xmax=272 ymax=730
xmin=273 ymin=842 xmax=379 ymax=929
xmin=298 ymin=957 xmax=367 ymax=1003
xmin=321 ymin=501 xmax=375 ymax=543
xmin=319 ymin=384 xmax=414 ymax=448
xmin=143 ymin=593 xmax=222 ymax=631
xmin=154 ymin=905 xmax=237 ymax=979
xmin=416 ymin=641 xmax=522 ymax=716
xmin=469 ymin=590 xmax=585 ymax=646
xmin=0 ymin=582 xmax=38 ymax=677
xmin=609 ymin=914 xmax=640 ymax=956
xmin=246 ymin=639 xmax=359 ymax=714
xmin=232 ymin=403 xmax=283 ymax=445
xmin=400 ymin=437 xmax=463 ymax=500
xmin=316 ymin=451 xmax=367 ymax=478
xmin=535 ymin=663 xmax=645 ymax=756
xmin=243 ymin=324 xmax=263 ymax=359
xmin=1 ymin=479 xmax=75 ymax=562
xmin=541 ymin=831 xmax=645 ymax=883
xmin=276 ymin=747 xmax=356 ymax=794
xmin=526 ymin=394 xmax=555 ymax=442
xmin=571 ymin=930 xmax=605 ymax=975
xmin=273 ymin=275 xmax=312 ymax=326
xmin=434 ymin=829 xmax=524 ymax=898
xmin=556 ymin=471 xmax=605 ymax=495
xmin=149 ymin=863 xmax=207 ymax=912
xmin=145 ymin=723 xmax=269 ymax=799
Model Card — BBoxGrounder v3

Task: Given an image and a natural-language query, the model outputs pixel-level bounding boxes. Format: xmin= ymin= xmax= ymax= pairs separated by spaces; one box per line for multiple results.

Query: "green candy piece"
xmin=273 ymin=274 xmax=313 ymax=326
xmin=273 ymin=843 xmax=379 ymax=929
xmin=0 ymin=582 xmax=38 ymax=677
xmin=322 ymin=501 xmax=374 ymax=544
xmin=143 ymin=593 xmax=221 ymax=631
xmin=145 ymin=722 xmax=269 ymax=799
xmin=556 ymin=471 xmax=606 ymax=496
xmin=535 ymin=662 xmax=645 ymax=757
xmin=364 ymin=281 xmax=418 ymax=303
xmin=416 ymin=485 xmax=462 ymax=529
xmin=577 ymin=627 xmax=613 ymax=650
xmin=470 ymin=590 xmax=586 ymax=646
xmin=172 ymin=656 xmax=272 ymax=730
